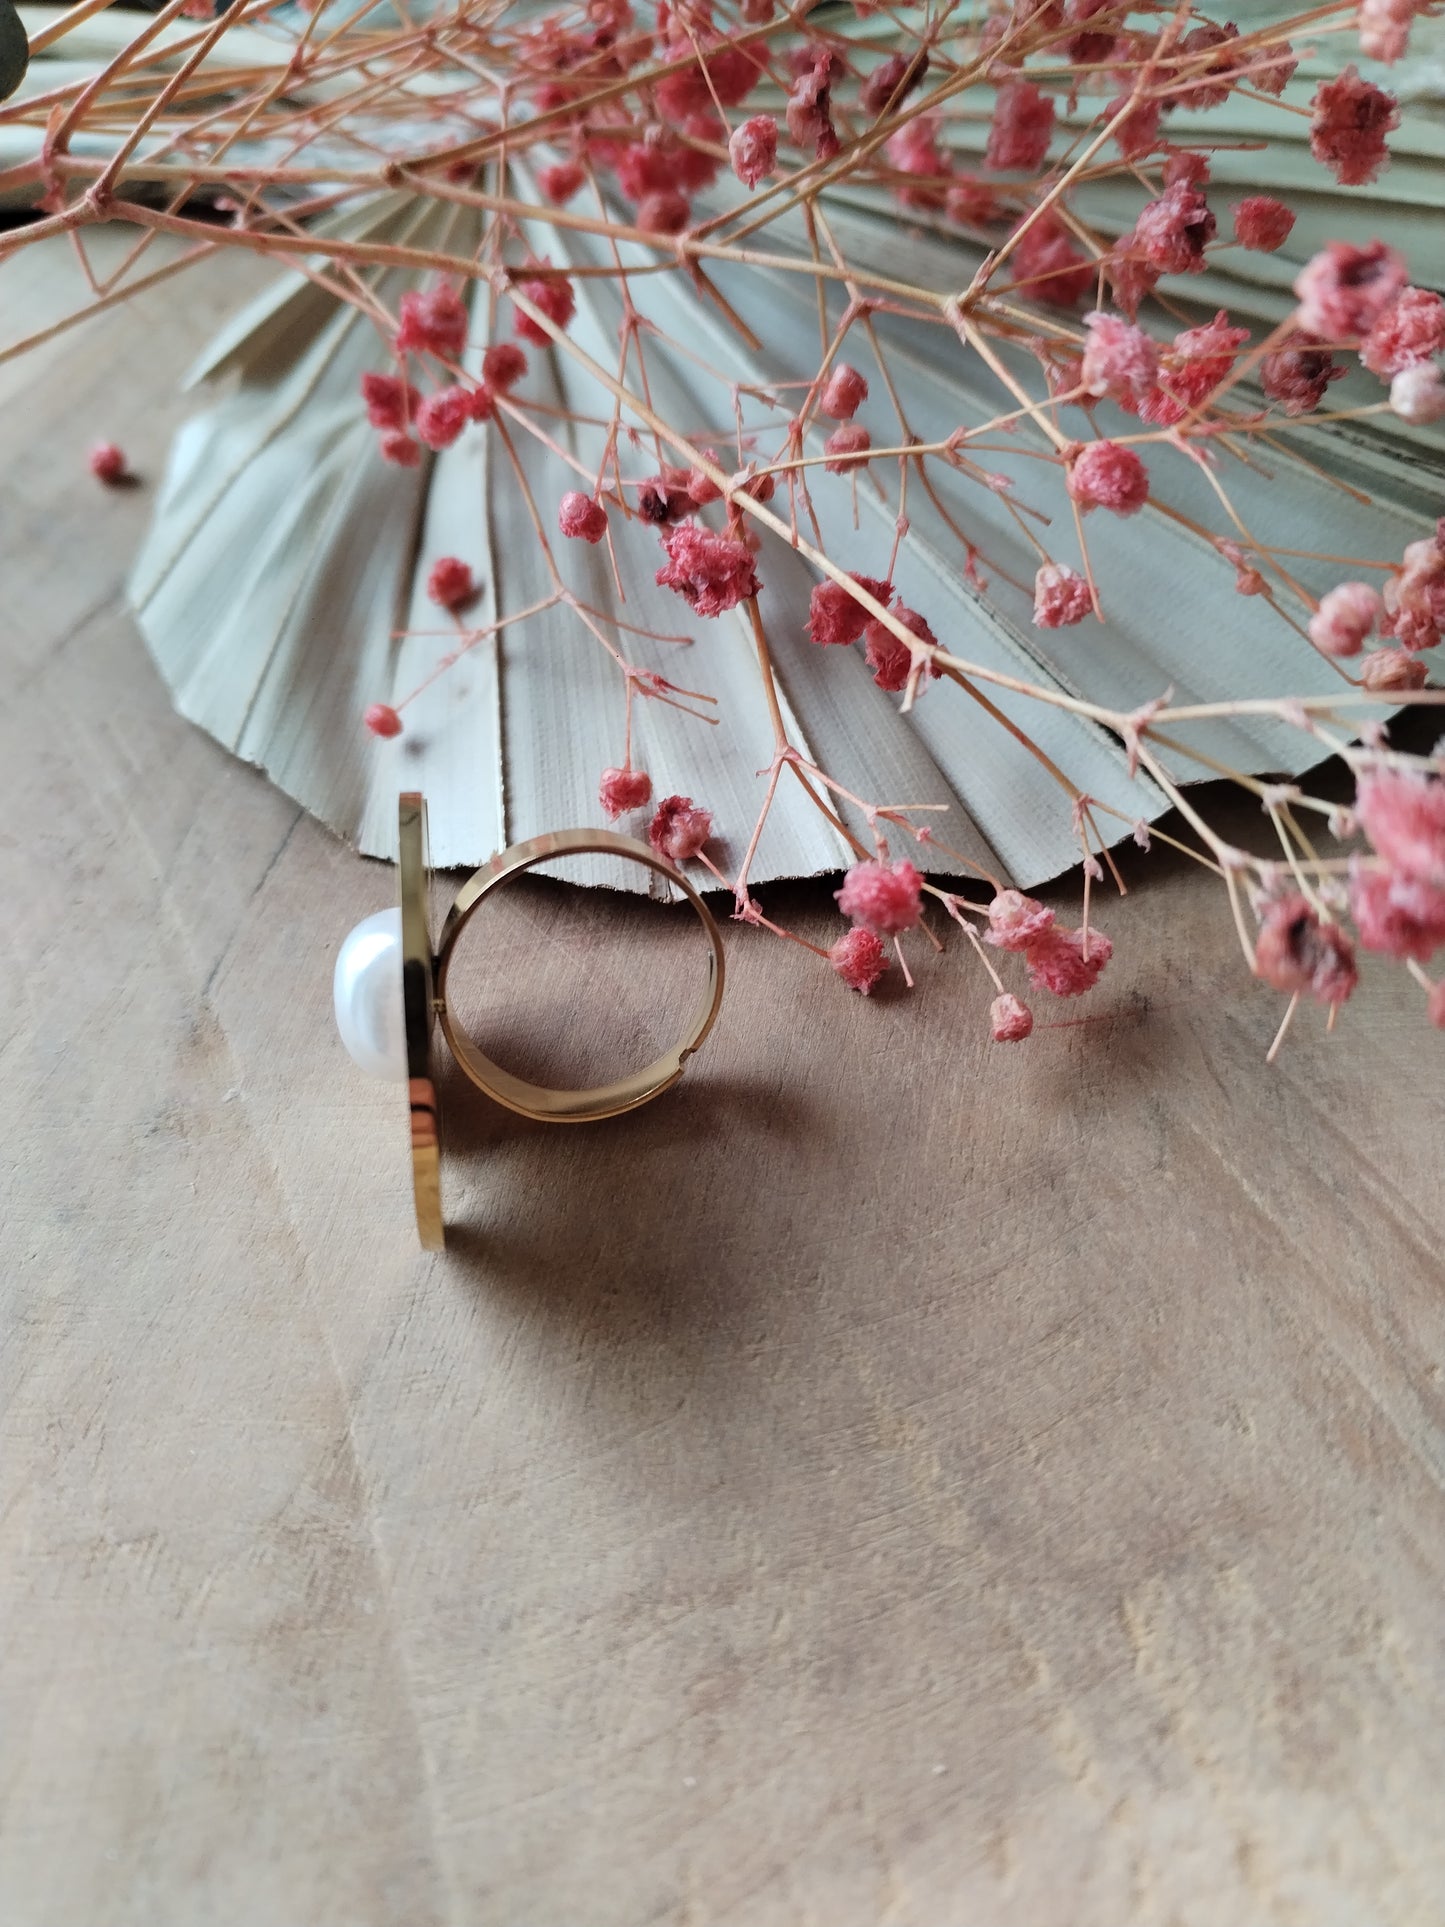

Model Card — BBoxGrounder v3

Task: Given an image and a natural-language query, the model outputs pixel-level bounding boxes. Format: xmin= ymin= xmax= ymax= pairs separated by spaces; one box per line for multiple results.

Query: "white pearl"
xmin=334 ymin=906 xmax=408 ymax=1081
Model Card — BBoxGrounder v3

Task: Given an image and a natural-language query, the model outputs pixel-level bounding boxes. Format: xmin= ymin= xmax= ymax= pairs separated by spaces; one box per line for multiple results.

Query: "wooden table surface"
xmin=3 ymin=234 xmax=1443 ymax=1927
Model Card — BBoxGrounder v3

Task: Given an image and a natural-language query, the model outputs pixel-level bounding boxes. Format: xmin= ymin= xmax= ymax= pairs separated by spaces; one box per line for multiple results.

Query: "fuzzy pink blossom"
xmin=786 ymin=59 xmax=839 ymax=160
xmin=1067 ymin=441 xmax=1150 ymax=516
xmin=648 ymin=795 xmax=713 ymax=861
xmin=861 ymin=50 xmax=927 ymax=117
xmin=655 ymin=525 xmax=760 ymax=616
xmin=396 ymin=286 xmax=469 ymax=360
xmin=1254 ymin=895 xmax=1358 ymax=1004
xmin=1391 ymin=364 xmax=1445 ymax=425
xmin=1293 ymin=242 xmax=1408 ymax=341
xmin=1261 ymin=337 xmax=1345 ymax=415
xmin=863 ymin=605 xmax=939 ymax=693
xmin=1360 ymin=647 xmax=1429 ymax=692
xmin=414 ymin=387 xmax=472 ymax=450
xmin=1356 ymin=770 xmax=1445 ymax=886
xmin=558 ymin=491 xmax=608 ymax=543
xmin=88 ymin=441 xmax=128 ymax=484
xmin=1171 ymin=21 xmax=1244 ymax=109
xmin=1105 ymin=93 xmax=1163 ymax=164
xmin=1349 ymin=862 xmax=1445 ymax=961
xmin=836 ymin=858 xmax=923 ymax=935
xmin=1079 ymin=313 xmax=1159 ymax=405
xmin=635 ymin=189 xmax=691 ymax=236
xmin=360 ymin=372 xmax=421 ymax=429
xmin=537 ymin=161 xmax=585 ymax=204
xmin=1133 ymin=182 xmax=1216 ymax=275
xmin=824 ymin=423 xmax=871 ymax=473
xmin=984 ymin=889 xmax=1055 ymax=952
xmin=821 ymin=363 xmax=869 ymax=420
xmin=1139 ymin=312 xmax=1251 ymax=425
xmin=1309 ymin=67 xmax=1398 ymax=186
xmin=482 ymin=343 xmax=527 ymax=390
xmin=1025 ymin=926 xmax=1113 ymax=997
xmin=426 ymin=555 xmax=476 ymax=609
xmin=1308 ymin=582 xmax=1380 ymax=658
xmin=1358 ymin=0 xmax=1418 ymax=62
xmin=1360 ymin=288 xmax=1445 ymax=377
xmin=806 ymin=574 xmax=893 ymax=647
xmin=1382 ymin=536 xmax=1445 ymax=652
xmin=1232 ymin=196 xmax=1295 ymax=253
xmin=364 ymin=703 xmax=403 ymax=738
xmin=513 ymin=272 xmax=577 ymax=346
xmin=599 ymin=766 xmax=652 ymax=817
xmin=885 ymin=115 xmax=946 ymax=206
xmin=829 ymin=927 xmax=890 ymax=994
xmin=1015 ymin=212 xmax=1094 ymax=307
xmin=729 ymin=116 xmax=777 ymax=189
xmin=1032 ymin=564 xmax=1093 ymax=628
xmin=990 ymin=992 xmax=1034 ymax=1041
xmin=380 ymin=432 xmax=421 ymax=468
xmin=985 ymin=81 xmax=1055 ymax=173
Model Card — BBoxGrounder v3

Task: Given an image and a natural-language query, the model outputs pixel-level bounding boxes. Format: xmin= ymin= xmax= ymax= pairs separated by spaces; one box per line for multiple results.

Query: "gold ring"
xmin=334 ymin=793 xmax=726 ymax=1248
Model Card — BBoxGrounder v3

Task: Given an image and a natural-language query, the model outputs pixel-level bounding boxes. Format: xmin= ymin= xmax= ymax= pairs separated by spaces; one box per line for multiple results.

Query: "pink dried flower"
xmin=836 ymin=858 xmax=923 ymax=935
xmin=806 ymin=574 xmax=893 ymax=647
xmin=729 ymin=116 xmax=777 ymax=189
xmin=1139 ymin=312 xmax=1251 ymax=424
xmin=655 ymin=525 xmax=760 ymax=616
xmin=1391 ymin=364 xmax=1445 ymax=424
xmin=686 ymin=463 xmax=723 ymax=507
xmin=635 ymin=189 xmax=691 ymax=235
xmin=648 ymin=794 xmax=713 ymax=861
xmin=1356 ymin=770 xmax=1445 ymax=886
xmin=885 ymin=115 xmax=946 ymax=206
xmin=1359 ymin=0 xmax=1417 ymax=62
xmin=88 ymin=441 xmax=128 ymax=484
xmin=824 ymin=423 xmax=871 ymax=473
xmin=380 ymin=431 xmax=421 ymax=468
xmin=985 ymin=81 xmax=1055 ymax=173
xmin=1382 ymin=536 xmax=1445 ymax=652
xmin=360 ymin=372 xmax=421 ymax=429
xmin=1360 ymin=647 xmax=1429 ymax=692
xmin=1172 ymin=21 xmax=1243 ymax=109
xmin=786 ymin=59 xmax=839 ymax=161
xmin=830 ymin=927 xmax=890 ymax=994
xmin=1254 ymin=894 xmax=1358 ymax=1004
xmin=538 ymin=161 xmax=585 ymax=203
xmin=1080 ymin=313 xmax=1160 ymax=405
xmin=599 ymin=766 xmax=652 ymax=816
xmin=1015 ymin=212 xmax=1093 ymax=307
xmin=1360 ymin=288 xmax=1445 ymax=377
xmin=861 ymin=50 xmax=927 ymax=117
xmin=1232 ymin=196 xmax=1295 ymax=253
xmin=984 ymin=889 xmax=1055 ymax=951
xmin=1067 ymin=441 xmax=1150 ymax=516
xmin=1133 ymin=182 xmax=1215 ymax=276
xmin=1293 ymin=241 xmax=1407 ymax=341
xmin=990 ymin=992 xmax=1034 ymax=1041
xmin=396 ymin=286 xmax=469 ymax=361
xmin=863 ymin=605 xmax=939 ymax=693
xmin=1261 ymin=337 xmax=1345 ymax=415
xmin=1309 ymin=66 xmax=1398 ymax=186
xmin=513 ymin=272 xmax=576 ymax=346
xmin=1307 ymin=582 xmax=1380 ymax=658
xmin=1032 ymin=563 xmax=1093 ymax=628
xmin=558 ymin=491 xmax=608 ymax=543
xmin=414 ymin=387 xmax=472 ymax=449
xmin=364 ymin=702 xmax=403 ymax=738
xmin=821 ymin=363 xmax=869 ymax=420
xmin=1105 ymin=93 xmax=1163 ymax=164
xmin=482 ymin=343 xmax=527 ymax=390
xmin=1349 ymin=861 xmax=1445 ymax=961
xmin=426 ymin=555 xmax=476 ymax=609
xmin=1025 ymin=926 xmax=1113 ymax=997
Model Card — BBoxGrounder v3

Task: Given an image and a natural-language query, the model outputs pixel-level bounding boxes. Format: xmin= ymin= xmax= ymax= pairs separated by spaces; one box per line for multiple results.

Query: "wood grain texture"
xmin=2 ymin=232 xmax=1443 ymax=1927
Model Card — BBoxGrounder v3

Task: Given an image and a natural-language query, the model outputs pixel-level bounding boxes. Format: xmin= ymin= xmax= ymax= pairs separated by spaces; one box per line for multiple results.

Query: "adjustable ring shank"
xmin=434 ymin=828 xmax=726 ymax=1124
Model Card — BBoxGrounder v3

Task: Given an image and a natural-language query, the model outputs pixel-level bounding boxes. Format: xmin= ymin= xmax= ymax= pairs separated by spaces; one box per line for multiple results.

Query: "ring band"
xmin=435 ymin=827 xmax=726 ymax=1124
xmin=388 ymin=793 xmax=725 ymax=1248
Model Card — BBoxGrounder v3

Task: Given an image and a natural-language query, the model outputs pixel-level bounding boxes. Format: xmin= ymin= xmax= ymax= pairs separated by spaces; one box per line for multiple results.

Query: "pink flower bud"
xmin=990 ymin=992 xmax=1033 ymax=1041
xmin=1232 ymin=196 xmax=1295 ymax=252
xmin=729 ymin=115 xmax=777 ymax=190
xmin=89 ymin=442 xmax=128 ymax=485
xmin=426 ymin=556 xmax=477 ymax=609
xmin=1067 ymin=441 xmax=1150 ymax=516
xmin=836 ymin=859 xmax=923 ymax=936
xmin=1390 ymin=363 xmax=1445 ymax=424
xmin=558 ymin=492 xmax=609 ymax=543
xmin=829 ymin=927 xmax=889 ymax=994
xmin=648 ymin=795 xmax=713 ymax=861
xmin=820 ymin=363 xmax=869 ymax=419
xmin=364 ymin=703 xmax=403 ymax=738
xmin=598 ymin=767 xmax=652 ymax=817
xmin=1307 ymin=582 xmax=1380 ymax=657
xmin=824 ymin=422 xmax=871 ymax=472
